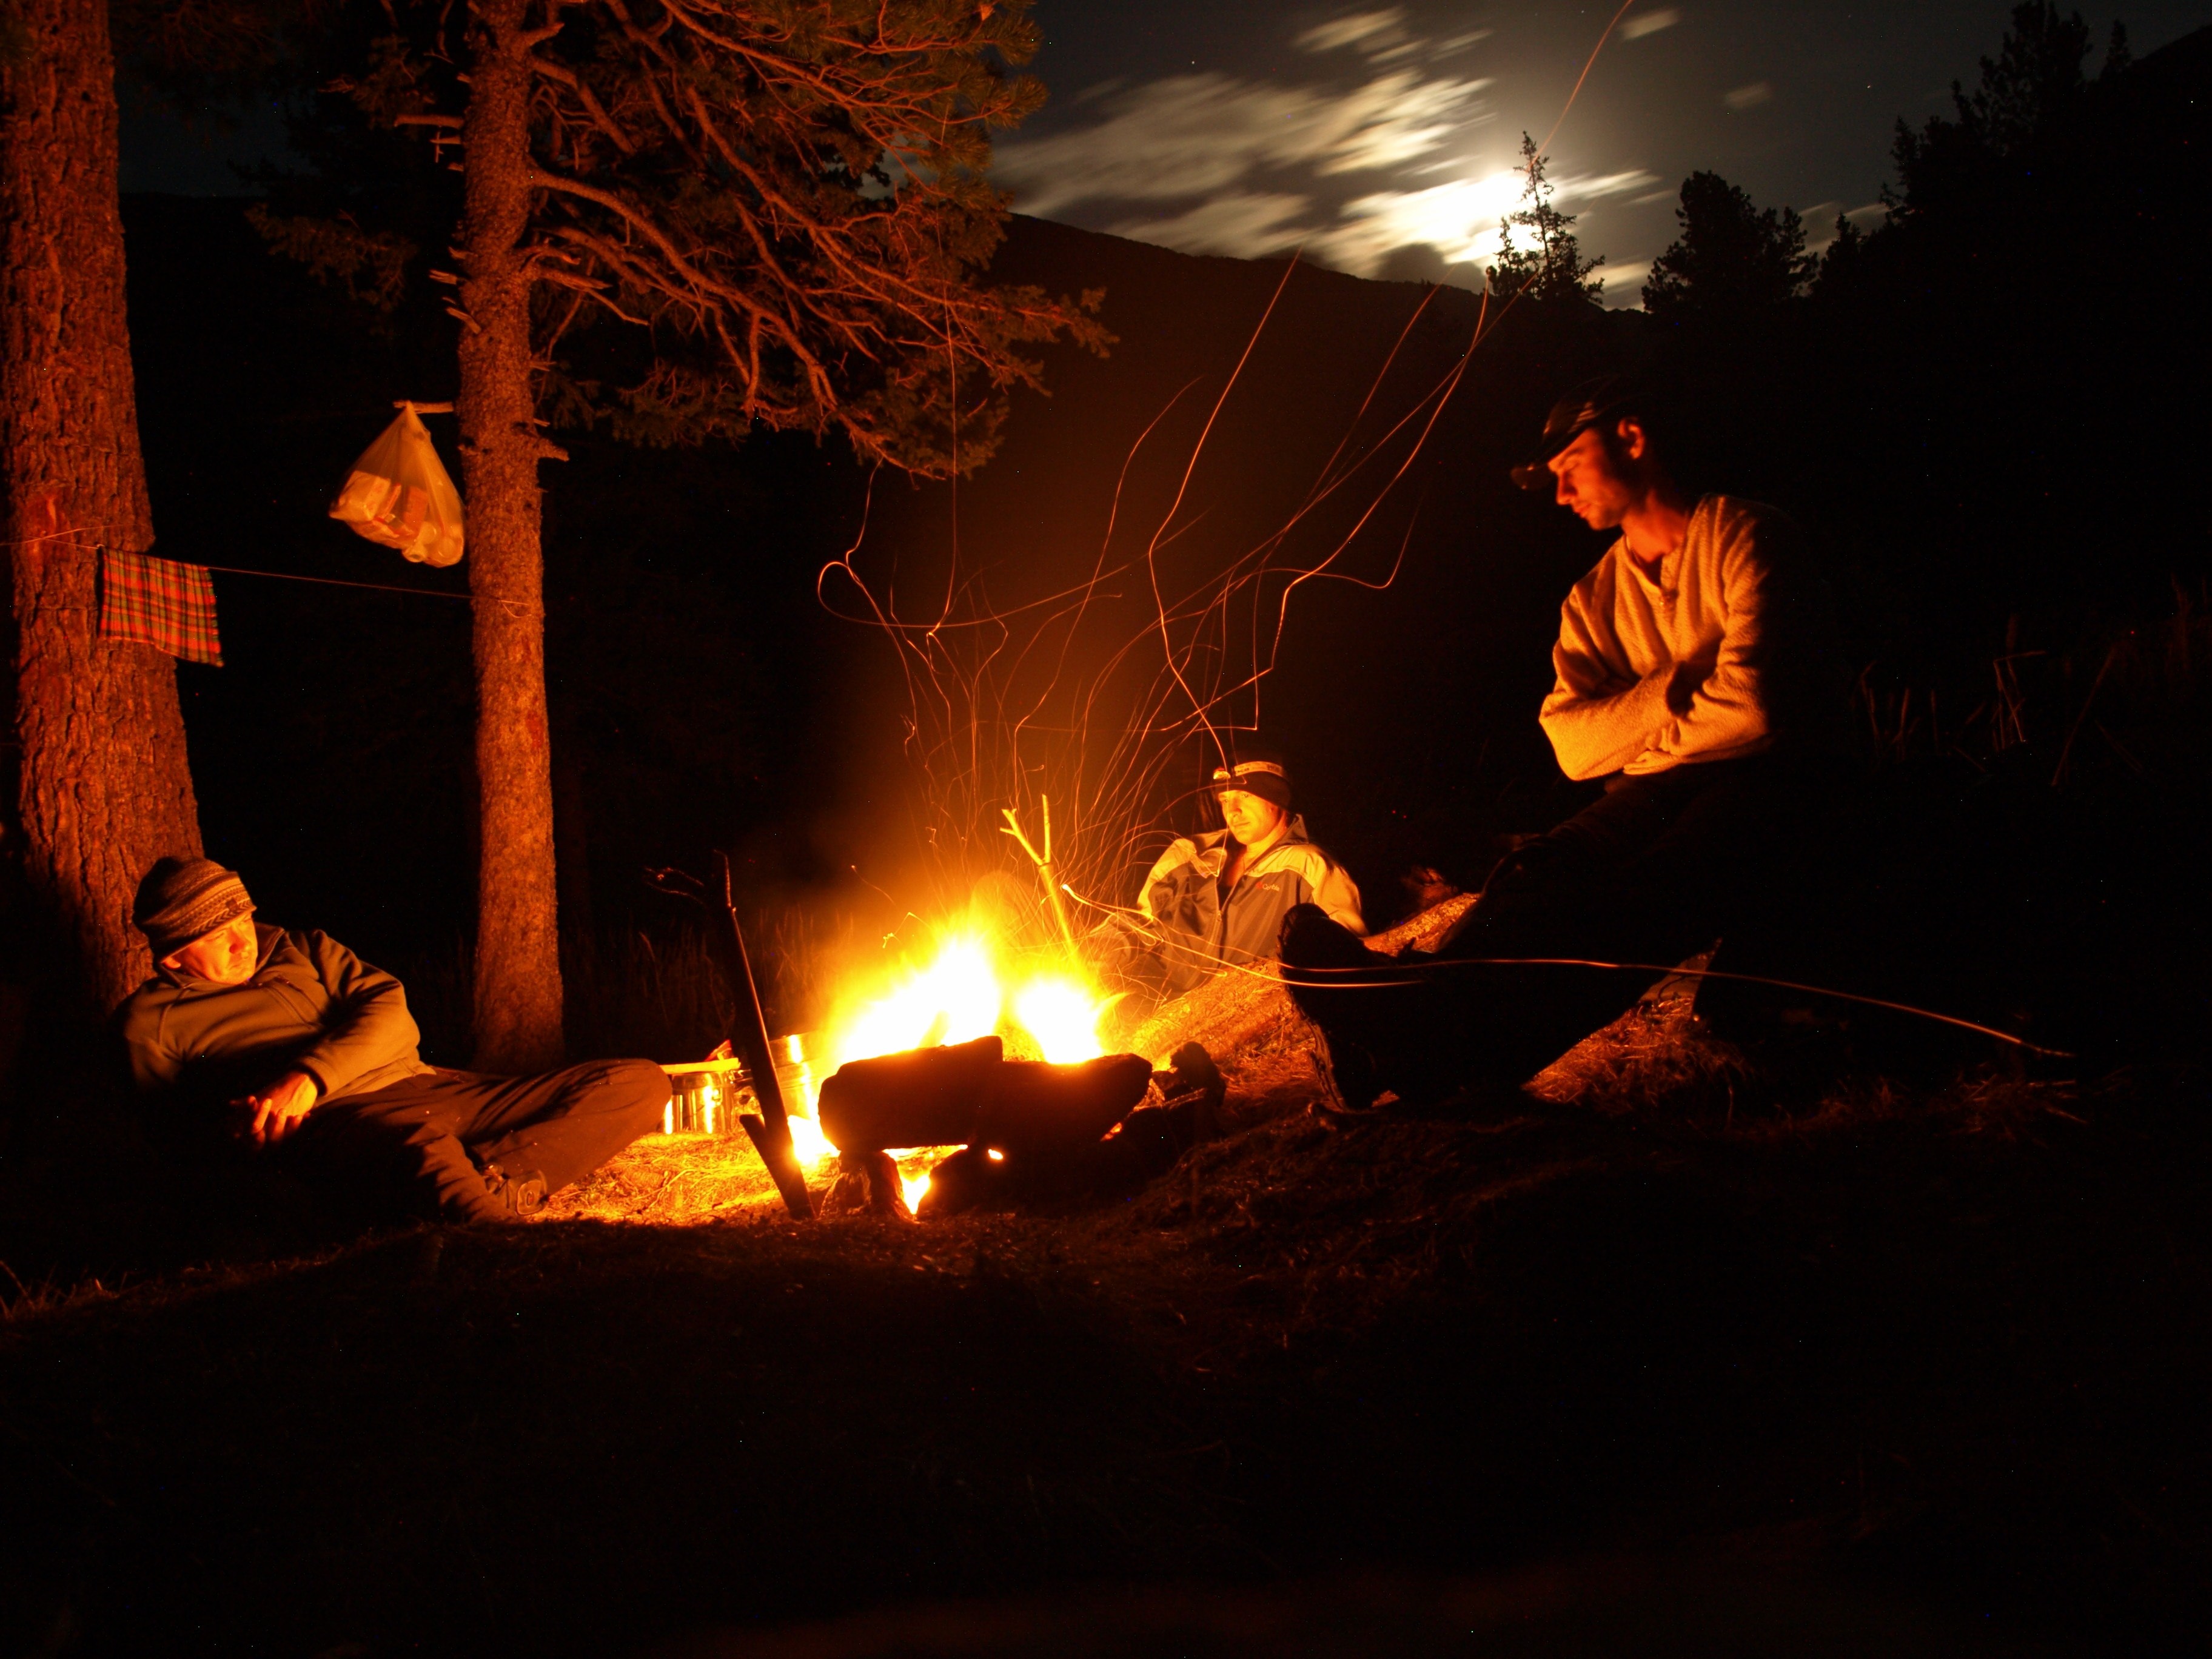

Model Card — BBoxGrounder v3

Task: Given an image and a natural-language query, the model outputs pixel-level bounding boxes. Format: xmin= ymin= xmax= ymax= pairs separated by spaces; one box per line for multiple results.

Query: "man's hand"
xmin=236 ymin=1071 xmax=320 ymax=1146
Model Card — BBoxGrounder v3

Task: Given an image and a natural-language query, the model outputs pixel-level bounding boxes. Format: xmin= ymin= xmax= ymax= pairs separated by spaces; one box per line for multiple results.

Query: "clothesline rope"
xmin=194 ymin=561 xmax=472 ymax=602
xmin=198 ymin=560 xmax=536 ymax=618
xmin=4 ymin=531 xmax=496 ymax=608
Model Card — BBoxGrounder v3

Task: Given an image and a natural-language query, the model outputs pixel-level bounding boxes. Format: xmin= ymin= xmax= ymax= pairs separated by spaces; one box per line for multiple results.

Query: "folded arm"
xmin=292 ymin=932 xmax=422 ymax=1097
xmin=1540 ymin=603 xmax=1675 ymax=780
xmin=1654 ymin=523 xmax=1783 ymax=764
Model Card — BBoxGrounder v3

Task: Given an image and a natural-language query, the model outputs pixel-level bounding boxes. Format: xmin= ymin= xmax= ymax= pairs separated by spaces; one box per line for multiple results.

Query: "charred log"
xmin=817 ymin=1036 xmax=1003 ymax=1155
xmin=974 ymin=1053 xmax=1155 ymax=1160
xmin=914 ymin=1144 xmax=1004 ymax=1218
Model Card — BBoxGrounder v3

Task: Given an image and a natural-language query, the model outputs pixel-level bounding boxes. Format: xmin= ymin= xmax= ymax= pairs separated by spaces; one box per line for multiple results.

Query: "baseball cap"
xmin=1510 ymin=375 xmax=1638 ymax=492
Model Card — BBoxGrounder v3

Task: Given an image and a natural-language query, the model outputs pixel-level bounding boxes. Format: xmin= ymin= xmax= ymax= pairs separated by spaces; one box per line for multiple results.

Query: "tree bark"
xmin=458 ymin=0 xmax=566 ymax=1072
xmin=1 ymin=0 xmax=202 ymax=1016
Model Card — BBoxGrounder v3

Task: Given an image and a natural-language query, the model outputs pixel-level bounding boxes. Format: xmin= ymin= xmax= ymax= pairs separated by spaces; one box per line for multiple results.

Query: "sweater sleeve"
xmin=1137 ymin=839 xmax=1199 ymax=923
xmin=292 ymin=932 xmax=422 ymax=1097
xmin=1540 ymin=582 xmax=1672 ymax=780
xmin=1655 ymin=510 xmax=1783 ymax=764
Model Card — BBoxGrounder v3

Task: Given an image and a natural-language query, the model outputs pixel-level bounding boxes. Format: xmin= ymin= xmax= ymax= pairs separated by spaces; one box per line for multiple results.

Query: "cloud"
xmin=1800 ymin=199 xmax=1888 ymax=256
xmin=1312 ymin=170 xmax=1527 ymax=273
xmin=1598 ymin=260 xmax=1652 ymax=295
xmin=993 ymin=70 xmax=1495 ymax=216
xmin=1620 ymin=8 xmax=1681 ymax=40
xmin=994 ymin=10 xmax=1660 ymax=285
xmin=1723 ymin=82 xmax=1773 ymax=110
xmin=1309 ymin=167 xmax=1662 ymax=278
xmin=1573 ymin=169 xmax=1664 ymax=200
xmin=1111 ymin=192 xmax=1312 ymax=258
xmin=1295 ymin=8 xmax=1408 ymax=55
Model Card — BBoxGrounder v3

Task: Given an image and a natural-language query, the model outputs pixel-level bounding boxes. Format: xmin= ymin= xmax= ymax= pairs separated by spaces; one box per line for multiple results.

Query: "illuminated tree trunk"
xmin=1 ymin=0 xmax=202 ymax=1016
xmin=457 ymin=0 xmax=565 ymax=1071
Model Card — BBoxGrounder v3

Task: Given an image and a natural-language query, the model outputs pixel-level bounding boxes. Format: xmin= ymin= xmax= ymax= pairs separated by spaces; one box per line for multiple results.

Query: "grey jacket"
xmin=119 ymin=924 xmax=431 ymax=1107
xmin=1118 ymin=816 xmax=1365 ymax=999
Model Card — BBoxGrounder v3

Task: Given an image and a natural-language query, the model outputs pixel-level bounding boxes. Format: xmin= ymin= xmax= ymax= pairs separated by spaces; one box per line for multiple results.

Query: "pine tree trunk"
xmin=458 ymin=0 xmax=565 ymax=1072
xmin=1 ymin=0 xmax=202 ymax=1017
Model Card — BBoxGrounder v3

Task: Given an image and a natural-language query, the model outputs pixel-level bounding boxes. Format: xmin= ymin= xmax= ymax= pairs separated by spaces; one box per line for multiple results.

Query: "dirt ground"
xmin=2 ymin=948 xmax=2207 ymax=1657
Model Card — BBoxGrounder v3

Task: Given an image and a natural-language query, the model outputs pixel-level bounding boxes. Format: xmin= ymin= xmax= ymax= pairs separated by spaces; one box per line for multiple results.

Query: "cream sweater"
xmin=1540 ymin=495 xmax=1829 ymax=781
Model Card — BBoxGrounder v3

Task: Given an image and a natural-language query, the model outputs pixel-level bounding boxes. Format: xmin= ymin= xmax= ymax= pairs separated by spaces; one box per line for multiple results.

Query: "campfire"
xmin=665 ymin=917 xmax=1118 ymax=1213
xmin=639 ymin=793 xmax=1232 ymax=1222
xmin=800 ymin=926 xmax=1116 ymax=1205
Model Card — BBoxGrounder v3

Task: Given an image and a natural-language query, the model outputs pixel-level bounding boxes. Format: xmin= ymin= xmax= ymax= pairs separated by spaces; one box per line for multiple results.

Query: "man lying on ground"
xmin=1098 ymin=745 xmax=1366 ymax=1008
xmin=119 ymin=857 xmax=668 ymax=1222
xmin=1281 ymin=377 xmax=1843 ymax=1108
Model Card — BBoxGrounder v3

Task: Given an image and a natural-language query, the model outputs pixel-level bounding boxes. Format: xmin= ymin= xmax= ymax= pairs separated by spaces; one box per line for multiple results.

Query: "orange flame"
xmin=783 ymin=928 xmax=1111 ymax=1195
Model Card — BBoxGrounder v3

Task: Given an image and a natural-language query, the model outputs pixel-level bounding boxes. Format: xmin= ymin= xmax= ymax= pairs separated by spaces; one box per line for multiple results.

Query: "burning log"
xmin=818 ymin=1039 xmax=1153 ymax=1162
xmin=976 ymin=1053 xmax=1156 ymax=1159
xmin=902 ymin=1045 xmax=1228 ymax=1217
xmin=817 ymin=1035 xmax=1005 ymax=1155
xmin=914 ymin=1144 xmax=1003 ymax=1218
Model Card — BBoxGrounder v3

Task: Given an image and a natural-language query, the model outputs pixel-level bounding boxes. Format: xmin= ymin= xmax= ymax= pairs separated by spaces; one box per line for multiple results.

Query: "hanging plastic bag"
xmin=329 ymin=403 xmax=466 ymax=567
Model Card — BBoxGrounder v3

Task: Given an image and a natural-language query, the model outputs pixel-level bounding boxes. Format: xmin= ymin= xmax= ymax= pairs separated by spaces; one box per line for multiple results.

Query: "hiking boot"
xmin=481 ymin=1163 xmax=549 ymax=1219
xmin=1315 ymin=1031 xmax=1387 ymax=1110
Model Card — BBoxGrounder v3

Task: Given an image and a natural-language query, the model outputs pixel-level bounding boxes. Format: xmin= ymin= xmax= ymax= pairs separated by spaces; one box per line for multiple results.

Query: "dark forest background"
xmin=126 ymin=12 xmax=2212 ymax=1068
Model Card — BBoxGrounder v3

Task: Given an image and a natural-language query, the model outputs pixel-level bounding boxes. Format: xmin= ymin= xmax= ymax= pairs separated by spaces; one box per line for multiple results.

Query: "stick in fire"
xmin=1000 ymin=796 xmax=1082 ymax=962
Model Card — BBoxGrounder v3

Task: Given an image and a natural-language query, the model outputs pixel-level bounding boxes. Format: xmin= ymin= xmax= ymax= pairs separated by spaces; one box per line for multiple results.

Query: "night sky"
xmin=999 ymin=0 xmax=2210 ymax=300
xmin=122 ymin=3 xmax=2212 ymax=303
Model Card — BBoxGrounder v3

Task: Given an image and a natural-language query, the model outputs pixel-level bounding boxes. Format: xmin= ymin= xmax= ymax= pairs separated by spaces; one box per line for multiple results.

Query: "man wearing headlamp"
xmin=1103 ymin=744 xmax=1366 ymax=1005
xmin=1280 ymin=376 xmax=1842 ymax=1108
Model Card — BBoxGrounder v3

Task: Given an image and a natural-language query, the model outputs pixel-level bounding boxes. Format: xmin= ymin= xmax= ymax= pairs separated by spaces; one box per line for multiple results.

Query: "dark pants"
xmin=1282 ymin=757 xmax=1828 ymax=1101
xmin=281 ymin=1059 xmax=671 ymax=1222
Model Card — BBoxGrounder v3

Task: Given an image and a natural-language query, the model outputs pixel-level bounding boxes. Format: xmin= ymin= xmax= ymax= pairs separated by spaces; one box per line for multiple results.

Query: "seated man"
xmin=119 ymin=857 xmax=669 ymax=1222
xmin=1281 ymin=377 xmax=1842 ymax=1106
xmin=1100 ymin=746 xmax=1366 ymax=1005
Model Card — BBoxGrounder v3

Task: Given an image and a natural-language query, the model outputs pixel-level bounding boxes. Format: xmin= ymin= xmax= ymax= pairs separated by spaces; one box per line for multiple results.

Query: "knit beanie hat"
xmin=1211 ymin=745 xmax=1292 ymax=811
xmin=133 ymin=857 xmax=255 ymax=959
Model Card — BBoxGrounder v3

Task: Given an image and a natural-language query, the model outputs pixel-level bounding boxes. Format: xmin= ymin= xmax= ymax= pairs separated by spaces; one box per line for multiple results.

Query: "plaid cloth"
xmin=97 ymin=549 xmax=223 ymax=667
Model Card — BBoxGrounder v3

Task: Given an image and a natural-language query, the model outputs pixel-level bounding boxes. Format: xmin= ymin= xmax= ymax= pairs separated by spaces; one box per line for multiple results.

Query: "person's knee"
xmin=1279 ymin=902 xmax=1367 ymax=969
xmin=604 ymin=1059 xmax=672 ymax=1125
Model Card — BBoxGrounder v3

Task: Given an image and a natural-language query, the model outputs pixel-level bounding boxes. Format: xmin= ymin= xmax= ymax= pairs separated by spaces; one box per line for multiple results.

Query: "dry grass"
xmin=542 ymin=1134 xmax=959 ymax=1227
xmin=540 ymin=1128 xmax=791 ymax=1224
